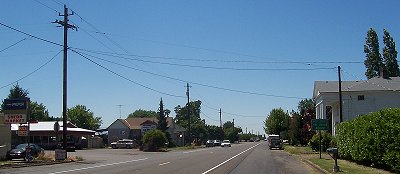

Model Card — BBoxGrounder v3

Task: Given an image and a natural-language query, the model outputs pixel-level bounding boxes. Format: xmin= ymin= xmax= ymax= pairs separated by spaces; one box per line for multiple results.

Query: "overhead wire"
xmin=0 ymin=49 xmax=62 ymax=90
xmin=33 ymin=0 xmax=61 ymax=13
xmin=71 ymin=49 xmax=185 ymax=98
xmin=74 ymin=48 xmax=337 ymax=71
xmin=0 ymin=22 xmax=63 ymax=47
xmin=0 ymin=37 xmax=29 ymax=53
xmin=72 ymin=49 xmax=309 ymax=99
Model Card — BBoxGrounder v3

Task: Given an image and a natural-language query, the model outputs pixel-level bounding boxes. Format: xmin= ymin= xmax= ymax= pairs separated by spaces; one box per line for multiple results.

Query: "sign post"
xmin=312 ymin=119 xmax=329 ymax=159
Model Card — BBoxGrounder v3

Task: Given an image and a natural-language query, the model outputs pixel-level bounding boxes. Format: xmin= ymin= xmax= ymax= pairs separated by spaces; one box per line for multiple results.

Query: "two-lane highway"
xmin=1 ymin=142 xmax=319 ymax=174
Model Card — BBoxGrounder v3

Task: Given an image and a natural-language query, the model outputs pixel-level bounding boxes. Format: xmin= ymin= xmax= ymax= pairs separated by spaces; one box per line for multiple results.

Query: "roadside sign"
xmin=18 ymin=125 xmax=28 ymax=136
xmin=3 ymin=99 xmax=28 ymax=110
xmin=3 ymin=98 xmax=30 ymax=124
xmin=312 ymin=119 xmax=328 ymax=131
xmin=4 ymin=114 xmax=27 ymax=124
xmin=55 ymin=149 xmax=66 ymax=160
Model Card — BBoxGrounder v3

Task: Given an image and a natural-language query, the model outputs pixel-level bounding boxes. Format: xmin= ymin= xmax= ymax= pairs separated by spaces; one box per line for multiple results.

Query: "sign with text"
xmin=4 ymin=114 xmax=27 ymax=124
xmin=18 ymin=125 xmax=28 ymax=136
xmin=311 ymin=119 xmax=329 ymax=131
xmin=3 ymin=99 xmax=28 ymax=110
xmin=3 ymin=98 xmax=29 ymax=124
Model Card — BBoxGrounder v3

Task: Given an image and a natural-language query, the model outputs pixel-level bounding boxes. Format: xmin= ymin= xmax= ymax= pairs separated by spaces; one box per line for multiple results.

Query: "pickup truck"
xmin=267 ymin=135 xmax=283 ymax=150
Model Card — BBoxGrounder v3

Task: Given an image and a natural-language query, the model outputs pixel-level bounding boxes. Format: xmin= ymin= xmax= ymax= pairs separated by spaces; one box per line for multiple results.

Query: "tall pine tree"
xmin=157 ymin=98 xmax=168 ymax=132
xmin=383 ymin=29 xmax=400 ymax=77
xmin=364 ymin=28 xmax=383 ymax=79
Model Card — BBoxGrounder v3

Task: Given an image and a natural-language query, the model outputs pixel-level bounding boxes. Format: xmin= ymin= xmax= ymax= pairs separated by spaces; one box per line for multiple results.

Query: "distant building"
xmin=313 ymin=77 xmax=400 ymax=135
xmin=10 ymin=121 xmax=96 ymax=149
xmin=108 ymin=117 xmax=186 ymax=146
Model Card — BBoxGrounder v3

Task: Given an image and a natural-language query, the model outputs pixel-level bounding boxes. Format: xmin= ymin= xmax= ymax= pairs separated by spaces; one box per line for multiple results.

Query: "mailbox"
xmin=327 ymin=148 xmax=340 ymax=172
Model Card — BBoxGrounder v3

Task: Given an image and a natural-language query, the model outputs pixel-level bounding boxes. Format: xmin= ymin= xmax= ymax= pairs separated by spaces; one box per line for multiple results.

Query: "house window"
xmin=357 ymin=95 xmax=365 ymax=101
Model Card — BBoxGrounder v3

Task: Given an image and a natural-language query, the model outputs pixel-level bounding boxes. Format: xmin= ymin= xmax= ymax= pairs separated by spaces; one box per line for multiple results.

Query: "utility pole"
xmin=338 ymin=66 xmax=343 ymax=123
xmin=186 ymin=83 xmax=191 ymax=145
xmin=219 ymin=108 xmax=222 ymax=128
xmin=232 ymin=119 xmax=234 ymax=128
xmin=117 ymin=105 xmax=124 ymax=119
xmin=53 ymin=5 xmax=77 ymax=152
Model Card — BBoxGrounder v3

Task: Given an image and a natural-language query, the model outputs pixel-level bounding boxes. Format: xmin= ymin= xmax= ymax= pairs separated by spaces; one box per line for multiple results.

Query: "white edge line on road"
xmin=48 ymin=158 xmax=148 ymax=174
xmin=159 ymin=162 xmax=171 ymax=166
xmin=202 ymin=143 xmax=261 ymax=174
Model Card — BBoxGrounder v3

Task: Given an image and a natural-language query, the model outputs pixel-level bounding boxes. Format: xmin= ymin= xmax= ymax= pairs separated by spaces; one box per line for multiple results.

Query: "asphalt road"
xmin=1 ymin=142 xmax=319 ymax=174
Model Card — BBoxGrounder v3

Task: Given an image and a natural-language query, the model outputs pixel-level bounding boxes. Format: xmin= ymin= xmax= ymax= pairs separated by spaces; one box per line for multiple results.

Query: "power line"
xmin=74 ymin=47 xmax=357 ymax=66
xmin=0 ymin=49 xmax=62 ymax=90
xmin=71 ymin=49 xmax=185 ymax=98
xmin=33 ymin=0 xmax=61 ymax=13
xmin=0 ymin=37 xmax=28 ymax=53
xmin=72 ymin=49 xmax=308 ymax=99
xmin=74 ymin=48 xmax=336 ymax=71
xmin=72 ymin=10 xmax=130 ymax=54
xmin=0 ymin=22 xmax=63 ymax=47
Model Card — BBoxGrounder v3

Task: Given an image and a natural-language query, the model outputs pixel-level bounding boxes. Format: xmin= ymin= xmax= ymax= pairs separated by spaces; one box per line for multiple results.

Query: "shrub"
xmin=142 ymin=129 xmax=167 ymax=152
xmin=309 ymin=131 xmax=333 ymax=151
xmin=337 ymin=108 xmax=400 ymax=173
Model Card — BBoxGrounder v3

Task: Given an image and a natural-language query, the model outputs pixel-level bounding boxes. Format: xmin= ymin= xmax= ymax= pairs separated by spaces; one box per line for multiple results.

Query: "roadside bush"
xmin=142 ymin=129 xmax=167 ymax=152
xmin=337 ymin=108 xmax=400 ymax=173
xmin=309 ymin=131 xmax=333 ymax=151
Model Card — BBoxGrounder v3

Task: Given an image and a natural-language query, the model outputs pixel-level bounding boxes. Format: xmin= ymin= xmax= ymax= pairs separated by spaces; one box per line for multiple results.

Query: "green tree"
xmin=288 ymin=110 xmax=301 ymax=145
xmin=30 ymin=101 xmax=53 ymax=121
xmin=264 ymin=108 xmax=289 ymax=136
xmin=7 ymin=84 xmax=29 ymax=99
xmin=174 ymin=100 xmax=205 ymax=144
xmin=364 ymin=28 xmax=383 ymax=79
xmin=383 ymin=29 xmax=400 ymax=77
xmin=127 ymin=109 xmax=157 ymax=118
xmin=142 ymin=129 xmax=167 ymax=151
xmin=206 ymin=125 xmax=224 ymax=140
xmin=2 ymin=84 xmax=29 ymax=111
xmin=297 ymin=99 xmax=315 ymax=116
xmin=224 ymin=127 xmax=242 ymax=143
xmin=223 ymin=121 xmax=233 ymax=129
xmin=157 ymin=98 xmax=168 ymax=132
xmin=67 ymin=105 xmax=102 ymax=130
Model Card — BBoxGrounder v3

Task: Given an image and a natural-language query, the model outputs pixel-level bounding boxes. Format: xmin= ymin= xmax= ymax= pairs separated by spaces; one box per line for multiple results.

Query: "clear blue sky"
xmin=1 ymin=1 xmax=399 ymax=135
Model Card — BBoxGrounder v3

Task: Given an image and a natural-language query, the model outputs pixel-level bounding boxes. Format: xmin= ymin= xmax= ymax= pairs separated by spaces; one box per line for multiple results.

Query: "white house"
xmin=313 ymin=77 xmax=400 ymax=135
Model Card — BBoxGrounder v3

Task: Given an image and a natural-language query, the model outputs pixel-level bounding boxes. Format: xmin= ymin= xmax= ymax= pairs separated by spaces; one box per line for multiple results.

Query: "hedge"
xmin=336 ymin=108 xmax=400 ymax=173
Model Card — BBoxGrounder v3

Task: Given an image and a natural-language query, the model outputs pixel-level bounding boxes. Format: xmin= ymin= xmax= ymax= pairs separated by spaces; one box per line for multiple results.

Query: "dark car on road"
xmin=206 ymin=140 xmax=214 ymax=147
xmin=6 ymin=143 xmax=44 ymax=160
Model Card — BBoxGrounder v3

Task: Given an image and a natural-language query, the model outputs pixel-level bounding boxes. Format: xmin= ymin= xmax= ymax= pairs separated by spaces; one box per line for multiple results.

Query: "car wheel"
xmin=112 ymin=145 xmax=116 ymax=149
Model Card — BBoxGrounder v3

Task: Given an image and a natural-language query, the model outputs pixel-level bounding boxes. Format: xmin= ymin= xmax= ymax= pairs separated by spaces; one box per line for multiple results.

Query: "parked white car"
xmin=221 ymin=140 xmax=231 ymax=147
xmin=111 ymin=139 xmax=136 ymax=149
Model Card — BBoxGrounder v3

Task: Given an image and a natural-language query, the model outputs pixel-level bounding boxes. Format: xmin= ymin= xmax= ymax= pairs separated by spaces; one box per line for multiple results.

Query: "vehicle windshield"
xmin=223 ymin=140 xmax=230 ymax=143
xmin=15 ymin=144 xmax=28 ymax=150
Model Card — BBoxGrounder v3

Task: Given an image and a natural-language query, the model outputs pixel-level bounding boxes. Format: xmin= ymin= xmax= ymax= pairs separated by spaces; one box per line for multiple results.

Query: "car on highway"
xmin=6 ymin=143 xmax=44 ymax=160
xmin=206 ymin=140 xmax=214 ymax=147
xmin=221 ymin=140 xmax=231 ymax=147
xmin=111 ymin=139 xmax=137 ymax=149
xmin=213 ymin=140 xmax=221 ymax=146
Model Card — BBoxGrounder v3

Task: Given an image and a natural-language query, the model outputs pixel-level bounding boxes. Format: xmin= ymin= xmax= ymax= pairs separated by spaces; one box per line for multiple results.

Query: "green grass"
xmin=283 ymin=145 xmax=316 ymax=155
xmin=168 ymin=145 xmax=197 ymax=151
xmin=309 ymin=158 xmax=392 ymax=174
xmin=284 ymin=145 xmax=392 ymax=174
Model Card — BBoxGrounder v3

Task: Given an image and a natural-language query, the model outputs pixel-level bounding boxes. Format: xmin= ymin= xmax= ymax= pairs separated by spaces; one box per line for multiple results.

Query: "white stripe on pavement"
xmin=48 ymin=158 xmax=148 ymax=174
xmin=159 ymin=162 xmax=170 ymax=166
xmin=202 ymin=143 xmax=260 ymax=174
